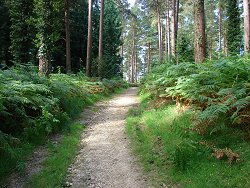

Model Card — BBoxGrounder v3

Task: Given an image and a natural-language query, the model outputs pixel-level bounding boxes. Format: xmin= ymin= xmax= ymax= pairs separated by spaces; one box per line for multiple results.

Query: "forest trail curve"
xmin=67 ymin=87 xmax=150 ymax=188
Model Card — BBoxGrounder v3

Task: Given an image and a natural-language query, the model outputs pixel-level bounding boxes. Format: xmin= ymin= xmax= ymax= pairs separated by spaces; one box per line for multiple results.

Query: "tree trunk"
xmin=218 ymin=1 xmax=222 ymax=52
xmin=208 ymin=0 xmax=215 ymax=60
xmin=86 ymin=0 xmax=93 ymax=76
xmin=38 ymin=55 xmax=49 ymax=76
xmin=135 ymin=52 xmax=137 ymax=83
xmin=65 ymin=0 xmax=71 ymax=73
xmin=171 ymin=0 xmax=176 ymax=60
xmin=194 ymin=0 xmax=206 ymax=63
xmin=157 ymin=5 xmax=163 ymax=63
xmin=131 ymin=24 xmax=135 ymax=83
xmin=166 ymin=0 xmax=171 ymax=61
xmin=175 ymin=0 xmax=179 ymax=64
xmin=98 ymin=0 xmax=104 ymax=59
xmin=98 ymin=0 xmax=104 ymax=77
xmin=244 ymin=0 xmax=250 ymax=53
xmin=224 ymin=32 xmax=228 ymax=56
xmin=131 ymin=53 xmax=134 ymax=83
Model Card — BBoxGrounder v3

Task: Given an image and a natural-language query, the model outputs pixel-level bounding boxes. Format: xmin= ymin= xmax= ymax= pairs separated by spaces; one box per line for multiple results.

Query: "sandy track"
xmin=67 ymin=87 xmax=149 ymax=188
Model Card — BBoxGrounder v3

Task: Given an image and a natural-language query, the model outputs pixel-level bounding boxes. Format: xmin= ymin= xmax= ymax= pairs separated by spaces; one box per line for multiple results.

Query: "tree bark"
xmin=131 ymin=21 xmax=135 ymax=83
xmin=157 ymin=4 xmax=163 ymax=63
xmin=65 ymin=0 xmax=71 ymax=73
xmin=175 ymin=0 xmax=179 ymax=64
xmin=171 ymin=0 xmax=176 ymax=60
xmin=166 ymin=0 xmax=171 ymax=61
xmin=98 ymin=0 xmax=105 ymax=77
xmin=194 ymin=0 xmax=206 ymax=63
xmin=98 ymin=0 xmax=104 ymax=59
xmin=86 ymin=0 xmax=93 ymax=76
xmin=244 ymin=0 xmax=250 ymax=53
xmin=218 ymin=1 xmax=222 ymax=52
xmin=135 ymin=52 xmax=137 ymax=83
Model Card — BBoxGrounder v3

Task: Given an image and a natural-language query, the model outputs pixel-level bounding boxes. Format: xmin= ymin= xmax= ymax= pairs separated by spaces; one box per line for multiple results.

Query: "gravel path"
xmin=67 ymin=87 xmax=149 ymax=188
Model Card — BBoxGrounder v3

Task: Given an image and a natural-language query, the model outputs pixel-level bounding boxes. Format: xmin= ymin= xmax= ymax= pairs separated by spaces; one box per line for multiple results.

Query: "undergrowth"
xmin=127 ymin=93 xmax=250 ymax=187
xmin=126 ymin=56 xmax=250 ymax=187
xmin=28 ymin=123 xmax=84 ymax=188
xmin=0 ymin=65 xmax=128 ymax=182
xmin=141 ymin=56 xmax=250 ymax=132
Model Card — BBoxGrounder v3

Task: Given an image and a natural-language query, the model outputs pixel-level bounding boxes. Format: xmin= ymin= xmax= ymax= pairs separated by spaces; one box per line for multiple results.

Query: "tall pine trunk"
xmin=244 ymin=0 xmax=250 ymax=53
xmin=65 ymin=0 xmax=71 ymax=73
xmin=157 ymin=4 xmax=163 ymax=63
xmin=171 ymin=0 xmax=179 ymax=62
xmin=218 ymin=1 xmax=223 ymax=52
xmin=166 ymin=0 xmax=171 ymax=61
xmin=131 ymin=19 xmax=135 ymax=83
xmin=194 ymin=0 xmax=206 ymax=63
xmin=171 ymin=0 xmax=176 ymax=59
xmin=86 ymin=0 xmax=93 ymax=76
xmin=98 ymin=0 xmax=104 ymax=77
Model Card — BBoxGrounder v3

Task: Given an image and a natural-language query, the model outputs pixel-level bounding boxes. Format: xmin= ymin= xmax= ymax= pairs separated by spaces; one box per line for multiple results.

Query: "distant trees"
xmin=9 ymin=0 xmax=35 ymax=65
xmin=122 ymin=0 xmax=250 ymax=77
xmin=0 ymin=0 xmax=11 ymax=66
xmin=0 ymin=0 xmax=123 ymax=78
xmin=2 ymin=0 xmax=250 ymax=79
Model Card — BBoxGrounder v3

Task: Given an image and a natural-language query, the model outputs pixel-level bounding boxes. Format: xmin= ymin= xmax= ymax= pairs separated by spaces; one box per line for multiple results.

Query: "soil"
xmin=66 ymin=87 xmax=150 ymax=188
xmin=5 ymin=87 xmax=150 ymax=188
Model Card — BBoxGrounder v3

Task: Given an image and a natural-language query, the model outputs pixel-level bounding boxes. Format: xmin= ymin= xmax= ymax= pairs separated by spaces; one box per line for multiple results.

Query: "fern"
xmin=142 ymin=56 xmax=250 ymax=132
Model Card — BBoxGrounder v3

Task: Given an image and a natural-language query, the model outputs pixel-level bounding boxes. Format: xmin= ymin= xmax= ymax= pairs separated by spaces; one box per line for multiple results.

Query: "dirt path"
xmin=67 ymin=87 xmax=149 ymax=188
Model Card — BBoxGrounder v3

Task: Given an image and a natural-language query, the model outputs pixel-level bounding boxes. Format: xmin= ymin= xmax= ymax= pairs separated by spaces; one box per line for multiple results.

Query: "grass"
xmin=26 ymin=87 xmax=127 ymax=187
xmin=28 ymin=123 xmax=84 ymax=188
xmin=0 ymin=72 xmax=127 ymax=185
xmin=126 ymin=93 xmax=250 ymax=187
xmin=0 ymin=142 xmax=36 ymax=182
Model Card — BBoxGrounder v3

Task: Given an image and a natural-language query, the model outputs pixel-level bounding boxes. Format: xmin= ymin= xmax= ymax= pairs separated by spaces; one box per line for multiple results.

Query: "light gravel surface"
xmin=67 ymin=87 xmax=150 ymax=188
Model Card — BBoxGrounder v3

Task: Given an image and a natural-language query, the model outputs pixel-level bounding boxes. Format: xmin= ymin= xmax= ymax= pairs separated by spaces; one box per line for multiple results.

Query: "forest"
xmin=0 ymin=0 xmax=250 ymax=187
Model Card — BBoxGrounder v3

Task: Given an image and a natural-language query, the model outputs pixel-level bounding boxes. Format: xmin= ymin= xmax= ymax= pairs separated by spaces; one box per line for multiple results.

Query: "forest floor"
xmin=66 ymin=87 xmax=149 ymax=187
xmin=6 ymin=87 xmax=149 ymax=188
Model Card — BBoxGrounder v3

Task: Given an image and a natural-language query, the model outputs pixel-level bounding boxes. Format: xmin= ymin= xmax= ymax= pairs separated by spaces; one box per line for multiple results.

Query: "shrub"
xmin=141 ymin=56 xmax=250 ymax=133
xmin=0 ymin=66 xmax=128 ymax=179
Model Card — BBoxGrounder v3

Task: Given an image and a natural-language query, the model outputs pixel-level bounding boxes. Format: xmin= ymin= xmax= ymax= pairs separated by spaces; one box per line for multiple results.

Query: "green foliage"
xmin=0 ymin=0 xmax=123 ymax=77
xmin=91 ymin=0 xmax=123 ymax=78
xmin=126 ymin=93 xmax=250 ymax=187
xmin=141 ymin=56 xmax=250 ymax=132
xmin=0 ymin=66 xmax=128 ymax=181
xmin=177 ymin=31 xmax=194 ymax=62
xmin=0 ymin=0 xmax=11 ymax=66
xmin=226 ymin=0 xmax=242 ymax=54
xmin=28 ymin=123 xmax=84 ymax=188
xmin=9 ymin=0 xmax=36 ymax=64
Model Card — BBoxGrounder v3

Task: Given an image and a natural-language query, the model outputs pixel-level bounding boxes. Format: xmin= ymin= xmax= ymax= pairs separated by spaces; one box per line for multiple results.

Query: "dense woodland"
xmin=123 ymin=0 xmax=250 ymax=81
xmin=0 ymin=0 xmax=124 ymax=77
xmin=0 ymin=0 xmax=250 ymax=187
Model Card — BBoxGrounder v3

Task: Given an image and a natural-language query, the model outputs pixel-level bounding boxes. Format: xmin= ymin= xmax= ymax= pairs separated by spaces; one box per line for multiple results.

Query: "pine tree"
xmin=243 ymin=0 xmax=250 ymax=53
xmin=65 ymin=0 xmax=72 ymax=73
xmin=86 ymin=0 xmax=93 ymax=76
xmin=0 ymin=0 xmax=11 ymax=66
xmin=194 ymin=0 xmax=206 ymax=63
xmin=34 ymin=0 xmax=64 ymax=75
xmin=226 ymin=0 xmax=241 ymax=54
xmin=9 ymin=0 xmax=35 ymax=64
